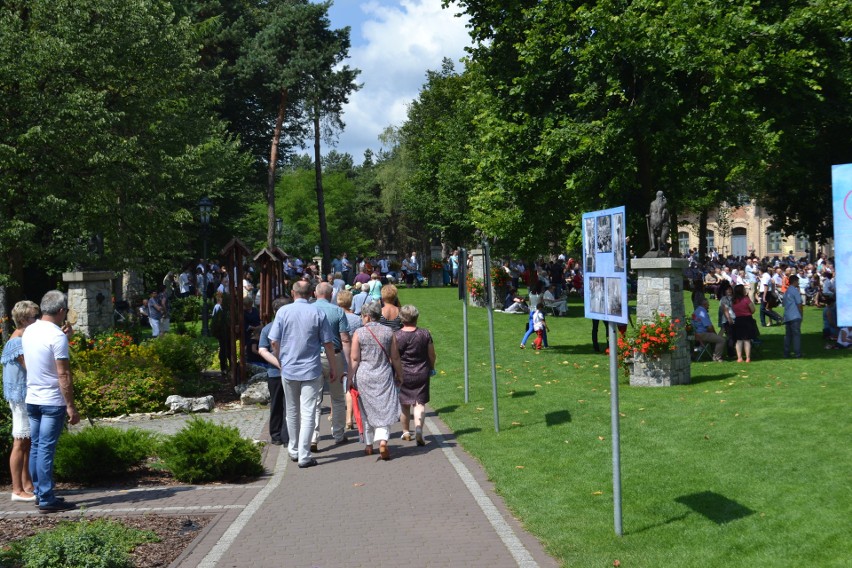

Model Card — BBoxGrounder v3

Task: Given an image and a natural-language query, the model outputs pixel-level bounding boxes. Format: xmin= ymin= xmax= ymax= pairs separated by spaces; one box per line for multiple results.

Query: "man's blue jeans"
xmin=27 ymin=404 xmax=66 ymax=506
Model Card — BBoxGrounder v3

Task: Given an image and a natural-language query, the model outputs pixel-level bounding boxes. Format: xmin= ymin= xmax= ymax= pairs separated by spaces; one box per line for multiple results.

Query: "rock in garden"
xmin=240 ymin=381 xmax=270 ymax=406
xmin=165 ymin=395 xmax=215 ymax=413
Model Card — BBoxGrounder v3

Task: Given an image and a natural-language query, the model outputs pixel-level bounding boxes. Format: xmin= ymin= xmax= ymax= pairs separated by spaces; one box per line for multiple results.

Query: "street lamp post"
xmin=275 ymin=217 xmax=283 ymax=248
xmin=199 ymin=196 xmax=213 ymax=336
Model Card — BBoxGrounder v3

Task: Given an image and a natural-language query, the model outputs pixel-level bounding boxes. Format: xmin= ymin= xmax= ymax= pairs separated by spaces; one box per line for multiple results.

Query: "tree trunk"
xmin=698 ymin=210 xmax=708 ymax=265
xmin=267 ymin=90 xmax=288 ymax=249
xmin=634 ymin=132 xmax=654 ymax=253
xmin=313 ymin=109 xmax=331 ymax=276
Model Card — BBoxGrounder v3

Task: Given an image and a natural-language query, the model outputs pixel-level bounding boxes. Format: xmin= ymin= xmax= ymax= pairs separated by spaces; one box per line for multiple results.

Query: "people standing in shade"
xmin=268 ymin=281 xmax=337 ymax=469
xmin=731 ymin=284 xmax=758 ymax=363
xmin=337 ymin=289 xmax=362 ymax=431
xmin=22 ymin=290 xmax=79 ymax=513
xmin=450 ymin=250 xmax=459 ymax=286
xmin=148 ymin=288 xmax=165 ymax=338
xmin=349 ymin=302 xmax=403 ymax=460
xmin=395 ymin=305 xmax=436 ymax=446
xmin=311 ymin=282 xmax=351 ymax=451
xmin=783 ymin=274 xmax=804 ymax=359
xmin=258 ymin=297 xmax=291 ymax=446
xmin=2 ymin=301 xmax=40 ymax=503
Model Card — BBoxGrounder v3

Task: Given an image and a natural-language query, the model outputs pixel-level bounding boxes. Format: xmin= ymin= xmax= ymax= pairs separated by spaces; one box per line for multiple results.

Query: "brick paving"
xmin=1 ymin=400 xmax=559 ymax=568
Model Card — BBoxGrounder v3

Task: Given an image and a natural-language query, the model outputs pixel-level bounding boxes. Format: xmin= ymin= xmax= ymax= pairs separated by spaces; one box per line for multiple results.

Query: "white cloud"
xmin=330 ymin=0 xmax=471 ymax=162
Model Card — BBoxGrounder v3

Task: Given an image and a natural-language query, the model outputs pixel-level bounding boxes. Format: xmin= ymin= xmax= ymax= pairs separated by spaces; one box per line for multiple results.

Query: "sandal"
xmin=401 ymin=431 xmax=413 ymax=441
xmin=364 ymin=446 xmax=374 ymax=456
xmin=379 ymin=444 xmax=390 ymax=461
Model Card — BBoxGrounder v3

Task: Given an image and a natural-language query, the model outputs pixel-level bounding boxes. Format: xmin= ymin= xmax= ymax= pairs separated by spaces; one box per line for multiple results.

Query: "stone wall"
xmin=62 ymin=271 xmax=114 ymax=338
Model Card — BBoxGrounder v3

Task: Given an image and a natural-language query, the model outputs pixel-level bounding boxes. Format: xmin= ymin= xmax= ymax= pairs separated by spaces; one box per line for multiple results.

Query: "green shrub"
xmin=158 ymin=417 xmax=263 ymax=483
xmin=54 ymin=427 xmax=159 ymax=483
xmin=169 ymin=295 xmax=201 ymax=324
xmin=4 ymin=518 xmax=158 ymax=568
xmin=73 ymin=344 xmax=177 ymax=417
xmin=0 ymin=402 xmax=11 ymax=483
xmin=144 ymin=333 xmax=215 ymax=380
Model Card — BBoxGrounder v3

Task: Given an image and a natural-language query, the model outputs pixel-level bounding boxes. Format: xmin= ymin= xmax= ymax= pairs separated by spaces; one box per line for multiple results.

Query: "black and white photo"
xmin=585 ymin=217 xmax=596 ymax=273
xmin=590 ymin=277 xmax=605 ymax=314
xmin=613 ymin=212 xmax=625 ymax=272
xmin=596 ymin=214 xmax=612 ymax=253
xmin=607 ymin=278 xmax=622 ymax=316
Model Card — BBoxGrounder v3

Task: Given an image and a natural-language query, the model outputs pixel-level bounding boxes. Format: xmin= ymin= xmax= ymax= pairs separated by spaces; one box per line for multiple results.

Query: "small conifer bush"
xmin=157 ymin=417 xmax=263 ymax=483
xmin=54 ymin=426 xmax=159 ymax=482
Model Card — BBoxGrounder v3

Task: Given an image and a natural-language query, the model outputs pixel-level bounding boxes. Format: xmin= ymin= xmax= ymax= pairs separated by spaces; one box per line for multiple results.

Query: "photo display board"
xmin=583 ymin=206 xmax=628 ymax=325
xmin=832 ymin=164 xmax=851 ymax=326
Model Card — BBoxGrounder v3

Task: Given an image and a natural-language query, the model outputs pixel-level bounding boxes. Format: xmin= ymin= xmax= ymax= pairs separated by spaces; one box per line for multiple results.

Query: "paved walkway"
xmin=1 ymin=399 xmax=559 ymax=568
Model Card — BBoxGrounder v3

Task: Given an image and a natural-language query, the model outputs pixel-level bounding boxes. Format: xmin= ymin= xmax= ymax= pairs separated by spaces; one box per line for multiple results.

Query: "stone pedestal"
xmin=629 ymin=258 xmax=690 ymax=386
xmin=62 ymin=271 xmax=114 ymax=338
xmin=429 ymin=245 xmax=443 ymax=287
xmin=468 ymin=248 xmax=499 ymax=308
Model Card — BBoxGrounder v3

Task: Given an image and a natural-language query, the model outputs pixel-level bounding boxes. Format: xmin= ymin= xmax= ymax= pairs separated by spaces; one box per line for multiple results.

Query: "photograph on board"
xmin=590 ymin=277 xmax=606 ymax=314
xmin=585 ymin=217 xmax=596 ymax=273
xmin=613 ymin=212 xmax=625 ymax=272
xmin=596 ymin=214 xmax=612 ymax=253
xmin=607 ymin=278 xmax=622 ymax=316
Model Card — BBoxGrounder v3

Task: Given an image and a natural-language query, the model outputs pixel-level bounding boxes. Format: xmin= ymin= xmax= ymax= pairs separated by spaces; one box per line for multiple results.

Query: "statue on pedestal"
xmin=644 ymin=191 xmax=671 ymax=258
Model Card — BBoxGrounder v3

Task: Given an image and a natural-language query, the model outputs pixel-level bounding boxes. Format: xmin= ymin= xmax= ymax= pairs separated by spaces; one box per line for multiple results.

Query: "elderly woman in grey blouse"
xmin=2 ymin=301 xmax=40 ymax=502
xmin=349 ymin=301 xmax=403 ymax=460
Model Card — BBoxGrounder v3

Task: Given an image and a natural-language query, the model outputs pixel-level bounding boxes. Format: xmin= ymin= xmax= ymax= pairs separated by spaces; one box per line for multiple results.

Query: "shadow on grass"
xmin=688 ymin=371 xmax=740 ymax=385
xmin=545 ymin=410 xmax=571 ymax=426
xmin=508 ymin=390 xmax=536 ymax=399
xmin=434 ymin=405 xmax=459 ymax=414
xmin=675 ymin=491 xmax=755 ymax=524
xmin=450 ymin=427 xmax=482 ymax=437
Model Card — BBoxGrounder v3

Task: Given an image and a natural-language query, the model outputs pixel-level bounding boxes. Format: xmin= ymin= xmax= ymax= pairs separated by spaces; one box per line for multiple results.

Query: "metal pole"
xmin=608 ymin=322 xmax=623 ymax=536
xmin=483 ymin=240 xmax=499 ymax=433
xmin=462 ymin=296 xmax=470 ymax=403
xmin=201 ymin=231 xmax=209 ymax=337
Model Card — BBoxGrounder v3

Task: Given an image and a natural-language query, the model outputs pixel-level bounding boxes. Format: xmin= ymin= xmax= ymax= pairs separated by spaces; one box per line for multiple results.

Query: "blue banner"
xmin=582 ymin=206 xmax=629 ymax=325
xmin=832 ymin=164 xmax=851 ymax=326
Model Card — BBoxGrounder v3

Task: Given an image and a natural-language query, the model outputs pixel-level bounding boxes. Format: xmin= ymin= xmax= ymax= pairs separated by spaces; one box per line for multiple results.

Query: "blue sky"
xmin=317 ymin=0 xmax=472 ymax=162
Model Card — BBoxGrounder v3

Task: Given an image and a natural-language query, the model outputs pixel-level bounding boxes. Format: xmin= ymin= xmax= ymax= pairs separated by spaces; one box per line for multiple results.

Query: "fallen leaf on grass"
xmin=516 ymin=465 xmax=525 ymax=469
xmin=440 ymin=370 xmax=446 ymax=375
xmin=592 ymin=491 xmax=603 ymax=495
xmin=534 ymin=384 xmax=542 ymax=387
xmin=715 ymin=390 xmax=724 ymax=394
xmin=613 ymin=560 xmax=621 ymax=567
xmin=511 ymin=421 xmax=522 ymax=426
xmin=619 ymin=412 xmax=626 ymax=417
xmin=593 ymin=364 xmax=599 ymax=368
xmin=598 ymin=436 xmax=605 ymax=441
xmin=562 ymin=361 xmax=570 ymax=365
xmin=578 ymin=399 xmax=586 ymax=403
xmin=476 ymin=407 xmax=485 ymax=411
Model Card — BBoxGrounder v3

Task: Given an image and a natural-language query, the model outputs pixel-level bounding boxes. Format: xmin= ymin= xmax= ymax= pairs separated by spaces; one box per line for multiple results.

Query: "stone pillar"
xmin=468 ymin=248 xmax=499 ymax=308
xmin=62 ymin=271 xmax=114 ymax=338
xmin=629 ymin=258 xmax=691 ymax=386
xmin=429 ymin=245 xmax=443 ymax=287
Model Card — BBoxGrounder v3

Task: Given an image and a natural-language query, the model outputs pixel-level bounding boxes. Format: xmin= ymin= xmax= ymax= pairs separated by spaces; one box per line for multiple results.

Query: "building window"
xmin=768 ymin=231 xmax=782 ymax=253
xmin=795 ymin=234 xmax=808 ymax=251
xmin=678 ymin=232 xmax=690 ymax=256
xmin=706 ymin=230 xmax=715 ymax=251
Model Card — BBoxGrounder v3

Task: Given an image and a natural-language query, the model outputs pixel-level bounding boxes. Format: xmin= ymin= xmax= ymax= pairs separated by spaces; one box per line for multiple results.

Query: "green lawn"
xmin=397 ymin=286 xmax=851 ymax=568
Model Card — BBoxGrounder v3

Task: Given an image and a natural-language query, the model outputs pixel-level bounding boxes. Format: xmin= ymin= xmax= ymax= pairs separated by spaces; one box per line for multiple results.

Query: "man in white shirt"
xmin=543 ymin=285 xmax=568 ymax=316
xmin=23 ymin=290 xmax=79 ymax=513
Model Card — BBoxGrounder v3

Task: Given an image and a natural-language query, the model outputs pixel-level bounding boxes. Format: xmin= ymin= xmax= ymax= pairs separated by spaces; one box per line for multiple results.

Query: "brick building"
xmin=677 ymin=202 xmax=834 ymax=260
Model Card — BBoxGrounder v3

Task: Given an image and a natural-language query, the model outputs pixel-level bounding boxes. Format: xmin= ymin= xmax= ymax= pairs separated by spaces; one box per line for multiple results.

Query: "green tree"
xmin=0 ymin=0 xmax=248 ymax=296
xmin=401 ymin=58 xmax=477 ymax=250
xmin=236 ymin=0 xmax=358 ymax=251
xmin=444 ymin=0 xmax=852 ymax=254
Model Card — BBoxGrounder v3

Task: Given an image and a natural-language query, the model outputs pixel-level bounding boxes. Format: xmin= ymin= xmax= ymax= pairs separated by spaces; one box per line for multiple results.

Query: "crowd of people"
xmin=686 ymin=250 xmax=849 ymax=361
